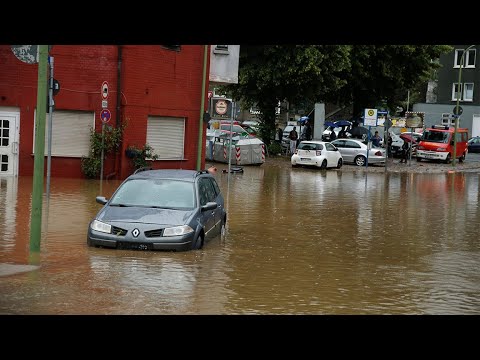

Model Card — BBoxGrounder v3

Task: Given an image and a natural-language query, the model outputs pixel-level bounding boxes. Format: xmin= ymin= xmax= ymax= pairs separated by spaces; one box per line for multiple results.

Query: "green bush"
xmin=81 ymin=156 xmax=102 ymax=179
xmin=81 ymin=124 xmax=125 ymax=178
xmin=268 ymin=142 xmax=282 ymax=156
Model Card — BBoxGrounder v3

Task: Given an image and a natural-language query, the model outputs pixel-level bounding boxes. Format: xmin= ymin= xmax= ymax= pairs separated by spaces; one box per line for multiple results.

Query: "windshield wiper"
xmin=109 ymin=203 xmax=130 ymax=207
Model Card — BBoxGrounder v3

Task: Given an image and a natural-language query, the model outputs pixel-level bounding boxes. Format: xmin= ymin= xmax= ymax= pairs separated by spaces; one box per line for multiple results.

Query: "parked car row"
xmin=291 ymin=139 xmax=386 ymax=170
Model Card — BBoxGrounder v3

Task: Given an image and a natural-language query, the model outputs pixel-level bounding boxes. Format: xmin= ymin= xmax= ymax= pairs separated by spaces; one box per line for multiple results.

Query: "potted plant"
xmin=127 ymin=143 xmax=159 ymax=169
xmin=125 ymin=145 xmax=141 ymax=159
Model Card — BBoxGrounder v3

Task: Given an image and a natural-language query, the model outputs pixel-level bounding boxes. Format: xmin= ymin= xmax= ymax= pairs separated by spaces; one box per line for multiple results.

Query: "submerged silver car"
xmin=87 ymin=169 xmax=226 ymax=251
xmin=331 ymin=139 xmax=386 ymax=166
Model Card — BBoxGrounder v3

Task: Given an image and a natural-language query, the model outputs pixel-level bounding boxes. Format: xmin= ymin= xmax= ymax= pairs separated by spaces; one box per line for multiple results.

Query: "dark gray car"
xmin=87 ymin=169 xmax=226 ymax=251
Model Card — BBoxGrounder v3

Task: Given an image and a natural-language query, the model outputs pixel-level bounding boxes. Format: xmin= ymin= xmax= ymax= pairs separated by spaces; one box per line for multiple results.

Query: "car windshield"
xmin=422 ymin=130 xmax=450 ymax=144
xmin=109 ymin=178 xmax=195 ymax=209
xmin=220 ymin=124 xmax=247 ymax=134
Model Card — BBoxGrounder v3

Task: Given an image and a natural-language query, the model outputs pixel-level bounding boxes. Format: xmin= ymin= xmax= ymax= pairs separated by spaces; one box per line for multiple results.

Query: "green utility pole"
xmin=197 ymin=45 xmax=208 ymax=171
xmin=453 ymin=45 xmax=475 ymax=167
xmin=29 ymin=45 xmax=49 ymax=252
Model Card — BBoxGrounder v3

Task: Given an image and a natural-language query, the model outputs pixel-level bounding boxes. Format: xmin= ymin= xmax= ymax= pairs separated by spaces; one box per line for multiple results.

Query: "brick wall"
xmin=0 ymin=45 xmax=210 ymax=179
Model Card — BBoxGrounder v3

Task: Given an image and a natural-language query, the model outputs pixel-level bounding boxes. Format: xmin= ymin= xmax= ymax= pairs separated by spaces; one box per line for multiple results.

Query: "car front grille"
xmin=144 ymin=229 xmax=163 ymax=238
xmin=111 ymin=226 xmax=127 ymax=236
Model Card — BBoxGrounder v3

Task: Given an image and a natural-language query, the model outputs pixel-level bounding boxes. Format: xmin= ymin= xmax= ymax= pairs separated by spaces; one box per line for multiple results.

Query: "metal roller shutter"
xmin=147 ymin=116 xmax=185 ymax=160
xmin=33 ymin=110 xmax=94 ymax=157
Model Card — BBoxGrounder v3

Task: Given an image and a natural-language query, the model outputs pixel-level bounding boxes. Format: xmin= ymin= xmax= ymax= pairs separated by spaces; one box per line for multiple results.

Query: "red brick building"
xmin=0 ymin=45 xmax=210 ymax=179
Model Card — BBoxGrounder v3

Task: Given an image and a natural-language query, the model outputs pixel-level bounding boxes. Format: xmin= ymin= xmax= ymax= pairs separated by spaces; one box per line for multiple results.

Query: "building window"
xmin=441 ymin=113 xmax=455 ymax=126
xmin=463 ymin=83 xmax=474 ymax=101
xmin=146 ymin=116 xmax=185 ymax=160
xmin=33 ymin=110 xmax=94 ymax=157
xmin=452 ymin=83 xmax=462 ymax=101
xmin=213 ymin=45 xmax=229 ymax=55
xmin=161 ymin=45 xmax=181 ymax=51
xmin=454 ymin=48 xmax=476 ymax=68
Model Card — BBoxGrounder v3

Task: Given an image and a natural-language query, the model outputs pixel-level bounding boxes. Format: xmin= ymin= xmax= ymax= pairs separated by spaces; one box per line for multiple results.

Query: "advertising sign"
xmin=211 ymin=97 xmax=233 ymax=119
xmin=405 ymin=112 xmax=424 ymax=128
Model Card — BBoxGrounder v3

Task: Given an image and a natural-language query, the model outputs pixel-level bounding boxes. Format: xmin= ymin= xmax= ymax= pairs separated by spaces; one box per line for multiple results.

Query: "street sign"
xmin=102 ymin=100 xmax=108 ymax=109
xmin=100 ymin=109 xmax=111 ymax=123
xmin=101 ymin=81 xmax=109 ymax=100
xmin=453 ymin=106 xmax=463 ymax=116
xmin=364 ymin=108 xmax=378 ymax=126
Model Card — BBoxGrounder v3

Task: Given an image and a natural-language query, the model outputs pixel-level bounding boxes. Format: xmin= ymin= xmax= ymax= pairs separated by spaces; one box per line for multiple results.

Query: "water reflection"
xmin=0 ymin=168 xmax=479 ymax=314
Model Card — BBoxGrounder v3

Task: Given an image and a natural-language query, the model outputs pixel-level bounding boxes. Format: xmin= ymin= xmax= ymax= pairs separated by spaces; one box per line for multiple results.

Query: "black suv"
xmin=87 ymin=169 xmax=226 ymax=251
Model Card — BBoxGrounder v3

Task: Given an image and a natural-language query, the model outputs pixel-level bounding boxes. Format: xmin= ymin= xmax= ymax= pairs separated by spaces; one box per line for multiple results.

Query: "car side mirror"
xmin=201 ymin=202 xmax=217 ymax=211
xmin=96 ymin=196 xmax=108 ymax=205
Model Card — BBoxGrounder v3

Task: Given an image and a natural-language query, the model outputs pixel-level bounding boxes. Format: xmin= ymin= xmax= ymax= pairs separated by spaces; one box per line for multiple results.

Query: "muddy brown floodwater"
xmin=1 ymin=158 xmax=479 ymax=314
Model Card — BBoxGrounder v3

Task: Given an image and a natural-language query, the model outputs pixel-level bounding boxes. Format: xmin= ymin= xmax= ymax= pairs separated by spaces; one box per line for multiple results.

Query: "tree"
xmin=222 ymin=45 xmax=351 ymax=144
xmin=334 ymin=45 xmax=452 ymax=116
xmin=222 ymin=45 xmax=451 ymax=140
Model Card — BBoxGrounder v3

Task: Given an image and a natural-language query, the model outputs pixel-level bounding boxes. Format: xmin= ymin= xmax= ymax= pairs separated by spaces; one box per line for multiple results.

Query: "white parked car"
xmin=331 ymin=138 xmax=386 ymax=166
xmin=291 ymin=141 xmax=343 ymax=169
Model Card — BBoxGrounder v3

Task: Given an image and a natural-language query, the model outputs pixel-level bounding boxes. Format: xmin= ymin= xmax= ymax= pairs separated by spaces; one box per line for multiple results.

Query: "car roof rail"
xmin=133 ymin=166 xmax=153 ymax=175
xmin=196 ymin=170 xmax=209 ymax=177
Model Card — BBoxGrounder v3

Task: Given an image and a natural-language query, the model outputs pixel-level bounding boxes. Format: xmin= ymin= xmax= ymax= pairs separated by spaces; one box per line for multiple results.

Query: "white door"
xmin=0 ymin=112 xmax=20 ymax=176
xmin=472 ymin=114 xmax=480 ymax=137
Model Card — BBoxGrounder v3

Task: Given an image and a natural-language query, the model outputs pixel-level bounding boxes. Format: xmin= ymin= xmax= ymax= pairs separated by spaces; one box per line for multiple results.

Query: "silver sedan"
xmin=330 ymin=139 xmax=386 ymax=166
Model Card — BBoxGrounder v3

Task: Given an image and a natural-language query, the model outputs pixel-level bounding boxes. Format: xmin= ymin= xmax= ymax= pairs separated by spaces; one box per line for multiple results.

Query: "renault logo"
xmin=132 ymin=228 xmax=140 ymax=238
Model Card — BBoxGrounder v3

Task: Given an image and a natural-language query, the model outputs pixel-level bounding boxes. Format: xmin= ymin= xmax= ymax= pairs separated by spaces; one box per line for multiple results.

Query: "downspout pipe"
xmin=196 ymin=45 xmax=208 ymax=171
xmin=116 ymin=45 xmax=122 ymax=127
xmin=113 ymin=45 xmax=123 ymax=179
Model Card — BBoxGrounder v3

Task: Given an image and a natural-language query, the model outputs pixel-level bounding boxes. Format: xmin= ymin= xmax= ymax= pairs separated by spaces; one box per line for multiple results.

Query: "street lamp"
xmin=453 ymin=44 xmax=475 ymax=166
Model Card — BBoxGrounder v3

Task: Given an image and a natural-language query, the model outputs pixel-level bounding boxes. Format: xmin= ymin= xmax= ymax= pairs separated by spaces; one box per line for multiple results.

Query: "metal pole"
xmin=29 ymin=45 xmax=49 ymax=252
xmin=406 ymin=90 xmax=410 ymax=112
xmin=226 ymin=102 xmax=235 ymax=225
xmin=197 ymin=45 xmax=208 ymax=171
xmin=366 ymin=125 xmax=371 ymax=170
xmin=100 ymin=122 xmax=105 ymax=194
xmin=46 ymin=56 xmax=54 ymax=197
xmin=228 ymin=102 xmax=235 ymax=175
xmin=385 ymin=113 xmax=389 ymax=173
xmin=409 ymin=127 xmax=413 ymax=166
xmin=453 ymin=45 xmax=474 ymax=167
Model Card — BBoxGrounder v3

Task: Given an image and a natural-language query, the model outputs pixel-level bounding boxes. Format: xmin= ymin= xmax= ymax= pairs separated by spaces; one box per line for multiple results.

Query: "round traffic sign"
xmin=453 ymin=106 xmax=463 ymax=116
xmin=101 ymin=81 xmax=109 ymax=100
xmin=100 ymin=109 xmax=111 ymax=123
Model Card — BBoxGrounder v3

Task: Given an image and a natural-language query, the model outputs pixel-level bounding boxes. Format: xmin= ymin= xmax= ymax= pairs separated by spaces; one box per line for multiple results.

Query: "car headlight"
xmin=163 ymin=225 xmax=194 ymax=237
xmin=91 ymin=220 xmax=112 ymax=234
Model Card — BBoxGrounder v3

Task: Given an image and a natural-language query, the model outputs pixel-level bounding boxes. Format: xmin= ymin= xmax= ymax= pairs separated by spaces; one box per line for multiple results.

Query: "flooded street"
xmin=1 ymin=160 xmax=480 ymax=314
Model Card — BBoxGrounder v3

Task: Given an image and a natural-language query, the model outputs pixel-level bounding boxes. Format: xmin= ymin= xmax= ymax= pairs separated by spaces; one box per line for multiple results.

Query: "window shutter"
xmin=147 ymin=116 xmax=185 ymax=160
xmin=34 ymin=110 xmax=94 ymax=157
